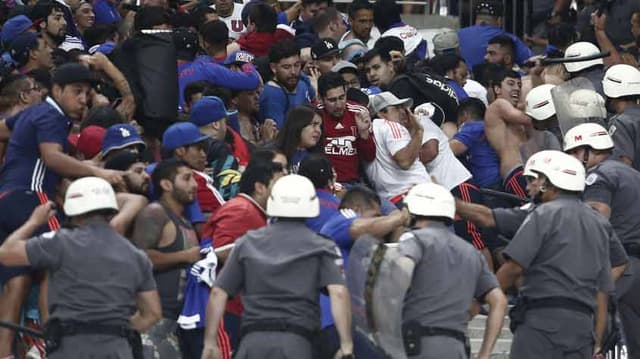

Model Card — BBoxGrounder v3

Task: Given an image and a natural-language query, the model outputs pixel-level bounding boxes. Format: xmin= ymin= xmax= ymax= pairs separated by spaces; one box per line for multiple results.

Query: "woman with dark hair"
xmin=274 ymin=105 xmax=323 ymax=173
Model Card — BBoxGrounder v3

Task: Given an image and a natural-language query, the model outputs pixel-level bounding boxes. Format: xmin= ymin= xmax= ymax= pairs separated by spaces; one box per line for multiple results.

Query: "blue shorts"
xmin=0 ymin=190 xmax=60 ymax=283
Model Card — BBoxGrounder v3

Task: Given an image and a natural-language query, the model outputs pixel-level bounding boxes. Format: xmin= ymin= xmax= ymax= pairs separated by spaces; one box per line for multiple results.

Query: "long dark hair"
xmin=275 ymin=105 xmax=323 ymax=163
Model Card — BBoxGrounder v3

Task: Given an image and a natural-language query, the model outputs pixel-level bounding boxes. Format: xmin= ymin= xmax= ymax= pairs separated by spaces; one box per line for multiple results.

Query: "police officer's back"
xmin=0 ymin=177 xmax=161 ymax=358
xmin=396 ymin=183 xmax=507 ymax=359
xmin=497 ymin=151 xmax=614 ymax=358
xmin=201 ymin=174 xmax=354 ymax=359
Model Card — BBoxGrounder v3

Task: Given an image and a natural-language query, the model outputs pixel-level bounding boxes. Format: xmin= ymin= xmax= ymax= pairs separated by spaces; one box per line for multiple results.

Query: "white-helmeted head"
xmin=567 ymin=89 xmax=606 ymax=119
xmin=525 ymin=84 xmax=557 ymax=121
xmin=404 ymin=182 xmax=455 ymax=220
xmin=64 ymin=176 xmax=119 ymax=217
xmin=602 ymin=64 xmax=640 ymax=99
xmin=266 ymin=174 xmax=320 ymax=218
xmin=524 ymin=150 xmax=585 ymax=192
xmin=563 ymin=123 xmax=614 ymax=152
xmin=523 ymin=150 xmax=557 ymax=179
xmin=563 ymin=42 xmax=603 ymax=73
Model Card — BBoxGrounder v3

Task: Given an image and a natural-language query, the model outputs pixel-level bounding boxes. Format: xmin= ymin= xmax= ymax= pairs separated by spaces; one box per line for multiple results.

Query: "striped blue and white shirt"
xmin=0 ymin=97 xmax=71 ymax=197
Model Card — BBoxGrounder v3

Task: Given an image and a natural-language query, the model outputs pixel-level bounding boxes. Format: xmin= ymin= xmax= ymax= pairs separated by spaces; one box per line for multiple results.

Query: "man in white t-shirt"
xmin=366 ymin=92 xmax=430 ymax=205
xmin=211 ymin=0 xmax=246 ymax=39
xmin=415 ymin=103 xmax=492 ymax=266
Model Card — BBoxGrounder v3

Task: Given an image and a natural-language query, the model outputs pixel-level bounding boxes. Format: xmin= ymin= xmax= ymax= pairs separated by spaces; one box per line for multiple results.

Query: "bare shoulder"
xmin=131 ymin=203 xmax=171 ymax=249
xmin=138 ymin=203 xmax=169 ymax=220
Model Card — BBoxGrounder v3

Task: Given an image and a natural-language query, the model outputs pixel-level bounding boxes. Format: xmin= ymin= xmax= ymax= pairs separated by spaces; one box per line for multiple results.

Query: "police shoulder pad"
xmin=398 ymin=231 xmax=417 ymax=242
xmin=585 ymin=173 xmax=599 ymax=186
xmin=519 ymin=202 xmax=535 ymax=211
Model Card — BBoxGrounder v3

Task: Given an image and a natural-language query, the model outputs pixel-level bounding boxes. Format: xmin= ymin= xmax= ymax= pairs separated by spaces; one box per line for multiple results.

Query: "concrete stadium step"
xmin=468 ymin=315 xmax=512 ymax=357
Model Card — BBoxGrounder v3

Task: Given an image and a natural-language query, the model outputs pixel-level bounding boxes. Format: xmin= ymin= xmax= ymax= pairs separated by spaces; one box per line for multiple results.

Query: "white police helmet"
xmin=602 ymin=64 xmax=640 ymax=99
xmin=563 ymin=42 xmax=603 ymax=73
xmin=266 ymin=174 xmax=320 ymax=218
xmin=563 ymin=123 xmax=614 ymax=152
xmin=64 ymin=176 xmax=119 ymax=216
xmin=404 ymin=182 xmax=455 ymax=220
xmin=523 ymin=150 xmax=557 ymax=178
xmin=525 ymin=84 xmax=557 ymax=121
xmin=527 ymin=151 xmax=586 ymax=192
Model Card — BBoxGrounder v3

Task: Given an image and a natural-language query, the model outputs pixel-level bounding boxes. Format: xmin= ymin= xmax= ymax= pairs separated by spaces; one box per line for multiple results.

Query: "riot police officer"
xmin=396 ymin=182 xmax=507 ymax=359
xmin=564 ymin=123 xmax=640 ymax=357
xmin=201 ymin=174 xmax=354 ymax=359
xmin=603 ymin=64 xmax=640 ymax=171
xmin=0 ymin=177 xmax=161 ymax=358
xmin=496 ymin=151 xmax=615 ymax=357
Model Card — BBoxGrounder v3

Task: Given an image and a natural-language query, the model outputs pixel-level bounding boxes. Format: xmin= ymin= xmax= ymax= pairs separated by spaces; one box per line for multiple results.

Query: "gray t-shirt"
xmin=398 ymin=223 xmax=498 ymax=333
xmin=26 ymin=220 xmax=156 ymax=326
xmin=215 ymin=220 xmax=344 ymax=331
xmin=503 ymin=195 xmax=614 ymax=310
xmin=584 ymin=158 xmax=640 ymax=247
xmin=610 ymin=105 xmax=640 ymax=172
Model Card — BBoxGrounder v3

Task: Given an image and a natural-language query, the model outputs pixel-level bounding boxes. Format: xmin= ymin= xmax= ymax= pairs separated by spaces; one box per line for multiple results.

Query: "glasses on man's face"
xmin=23 ymin=86 xmax=41 ymax=93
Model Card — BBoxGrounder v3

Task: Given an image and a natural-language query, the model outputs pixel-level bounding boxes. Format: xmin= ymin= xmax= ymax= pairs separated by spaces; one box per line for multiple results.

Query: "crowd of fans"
xmin=0 ymin=0 xmax=639 ymax=357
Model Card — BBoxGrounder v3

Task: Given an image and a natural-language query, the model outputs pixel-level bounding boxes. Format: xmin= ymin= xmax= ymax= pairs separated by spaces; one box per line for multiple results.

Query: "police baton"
xmin=478 ymin=188 xmax=529 ymax=205
xmin=523 ymin=52 xmax=611 ymax=68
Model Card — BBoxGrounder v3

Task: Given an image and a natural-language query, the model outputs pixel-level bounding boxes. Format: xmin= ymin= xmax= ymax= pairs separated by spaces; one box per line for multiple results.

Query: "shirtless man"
xmin=484 ymin=69 xmax=531 ymax=199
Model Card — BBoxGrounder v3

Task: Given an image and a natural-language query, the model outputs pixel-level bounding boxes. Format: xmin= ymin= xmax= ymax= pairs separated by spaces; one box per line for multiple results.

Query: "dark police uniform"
xmin=609 ymin=105 xmax=640 ymax=172
xmin=492 ymin=203 xmax=628 ymax=270
xmin=503 ymin=195 xmax=616 ymax=358
xmin=578 ymin=67 xmax=605 ymax=98
xmin=25 ymin=219 xmax=156 ymax=358
xmin=583 ymin=158 xmax=640 ymax=357
xmin=215 ymin=220 xmax=344 ymax=359
xmin=397 ymin=223 xmax=499 ymax=358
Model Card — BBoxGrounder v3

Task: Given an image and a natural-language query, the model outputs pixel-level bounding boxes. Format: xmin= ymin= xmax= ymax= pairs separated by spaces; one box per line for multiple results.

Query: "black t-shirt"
xmin=388 ymin=72 xmax=459 ymax=126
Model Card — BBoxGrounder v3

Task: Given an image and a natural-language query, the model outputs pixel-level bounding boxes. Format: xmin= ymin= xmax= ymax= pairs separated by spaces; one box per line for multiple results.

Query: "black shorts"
xmin=451 ymin=182 xmax=485 ymax=250
xmin=503 ymin=166 xmax=528 ymax=199
xmin=0 ymin=190 xmax=60 ymax=283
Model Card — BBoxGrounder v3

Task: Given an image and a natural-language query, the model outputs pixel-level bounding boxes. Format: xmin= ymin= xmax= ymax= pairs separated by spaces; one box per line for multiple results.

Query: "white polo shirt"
xmin=419 ymin=116 xmax=472 ymax=190
xmin=366 ymin=118 xmax=431 ymax=200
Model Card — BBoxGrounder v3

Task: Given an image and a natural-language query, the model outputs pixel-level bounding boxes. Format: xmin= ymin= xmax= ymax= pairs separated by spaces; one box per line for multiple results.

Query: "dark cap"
xmin=298 ymin=153 xmax=334 ymax=189
xmin=9 ymin=32 xmax=39 ymax=66
xmin=474 ymin=0 xmax=503 ymax=17
xmin=52 ymin=63 xmax=97 ymax=86
xmin=223 ymin=51 xmax=255 ymax=66
xmin=104 ymin=150 xmax=143 ymax=171
xmin=1 ymin=15 xmax=34 ymax=48
xmin=311 ymin=38 xmax=339 ymax=60
xmin=173 ymin=27 xmax=199 ymax=59
xmin=346 ymin=87 xmax=369 ymax=107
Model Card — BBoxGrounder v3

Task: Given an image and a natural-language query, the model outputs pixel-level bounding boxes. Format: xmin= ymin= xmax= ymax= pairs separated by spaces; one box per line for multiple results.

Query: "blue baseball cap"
xmin=101 ymin=124 xmax=146 ymax=157
xmin=9 ymin=32 xmax=38 ymax=65
xmin=1 ymin=15 xmax=34 ymax=47
xmin=190 ymin=96 xmax=238 ymax=127
xmin=223 ymin=50 xmax=255 ymax=66
xmin=162 ymin=122 xmax=209 ymax=151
